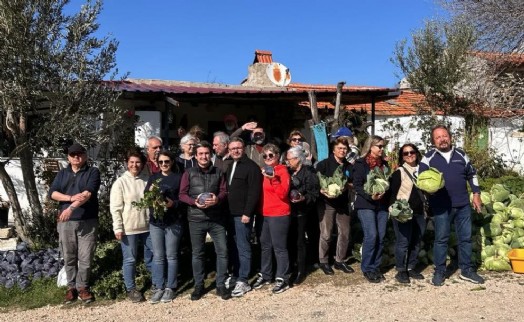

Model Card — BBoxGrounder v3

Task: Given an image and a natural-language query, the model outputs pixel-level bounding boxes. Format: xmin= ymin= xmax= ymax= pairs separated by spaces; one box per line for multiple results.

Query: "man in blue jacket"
xmin=419 ymin=125 xmax=484 ymax=286
xmin=49 ymin=143 xmax=101 ymax=304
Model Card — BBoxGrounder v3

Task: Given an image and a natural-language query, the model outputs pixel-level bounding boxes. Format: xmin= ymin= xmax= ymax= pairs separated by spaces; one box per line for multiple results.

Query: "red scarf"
xmin=365 ymin=154 xmax=383 ymax=170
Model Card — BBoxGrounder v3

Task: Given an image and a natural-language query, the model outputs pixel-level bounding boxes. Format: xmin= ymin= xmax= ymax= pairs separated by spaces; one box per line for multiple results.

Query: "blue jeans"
xmin=120 ymin=232 xmax=153 ymax=291
xmin=392 ymin=214 xmax=426 ymax=271
xmin=150 ymin=222 xmax=183 ymax=289
xmin=228 ymin=216 xmax=253 ymax=283
xmin=357 ymin=209 xmax=388 ymax=273
xmin=432 ymin=205 xmax=473 ymax=274
xmin=260 ymin=216 xmax=290 ymax=282
xmin=189 ymin=220 xmax=229 ymax=288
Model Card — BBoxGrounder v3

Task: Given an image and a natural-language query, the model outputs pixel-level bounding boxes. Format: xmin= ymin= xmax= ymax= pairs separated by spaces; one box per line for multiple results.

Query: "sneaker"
xmin=252 ymin=273 xmax=271 ymax=289
xmin=408 ymin=269 xmax=424 ymax=280
xmin=375 ymin=270 xmax=386 ymax=282
xmin=216 ymin=286 xmax=232 ymax=300
xmin=161 ymin=288 xmax=176 ymax=303
xmin=363 ymin=272 xmax=381 ymax=283
xmin=191 ymin=286 xmax=205 ymax=301
xmin=432 ymin=272 xmax=446 ymax=286
xmin=231 ymin=281 xmax=252 ymax=297
xmin=127 ymin=289 xmax=145 ymax=303
xmin=459 ymin=269 xmax=485 ymax=284
xmin=77 ymin=287 xmax=95 ymax=304
xmin=149 ymin=288 xmax=164 ymax=304
xmin=395 ymin=271 xmax=410 ymax=284
xmin=64 ymin=287 xmax=78 ymax=304
xmin=272 ymin=278 xmax=289 ymax=294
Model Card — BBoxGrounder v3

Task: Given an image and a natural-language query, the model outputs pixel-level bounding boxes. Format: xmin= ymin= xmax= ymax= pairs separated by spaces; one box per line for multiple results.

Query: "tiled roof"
xmin=299 ymin=90 xmax=524 ymax=118
xmin=253 ymin=50 xmax=273 ymax=64
xmin=470 ymin=51 xmax=524 ymax=65
xmin=112 ymin=79 xmax=397 ymax=96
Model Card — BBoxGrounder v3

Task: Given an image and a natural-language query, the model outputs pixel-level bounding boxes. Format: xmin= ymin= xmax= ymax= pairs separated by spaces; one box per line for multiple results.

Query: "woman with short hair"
xmin=176 ymin=134 xmax=197 ymax=170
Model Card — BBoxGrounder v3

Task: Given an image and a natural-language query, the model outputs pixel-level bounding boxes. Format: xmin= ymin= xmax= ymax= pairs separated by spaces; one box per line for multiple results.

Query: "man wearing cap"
xmin=231 ymin=122 xmax=266 ymax=168
xmin=331 ymin=127 xmax=359 ymax=165
xmin=49 ymin=143 xmax=101 ymax=304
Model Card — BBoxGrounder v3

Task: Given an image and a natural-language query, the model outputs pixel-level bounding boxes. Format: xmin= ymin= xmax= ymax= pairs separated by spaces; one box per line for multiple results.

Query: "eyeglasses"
xmin=374 ymin=145 xmax=385 ymax=149
xmin=69 ymin=153 xmax=85 ymax=158
xmin=229 ymin=147 xmax=243 ymax=151
xmin=262 ymin=153 xmax=275 ymax=160
xmin=291 ymin=138 xmax=303 ymax=142
xmin=158 ymin=160 xmax=171 ymax=165
xmin=151 ymin=145 xmax=161 ymax=150
xmin=286 ymin=157 xmax=298 ymax=161
xmin=402 ymin=150 xmax=416 ymax=156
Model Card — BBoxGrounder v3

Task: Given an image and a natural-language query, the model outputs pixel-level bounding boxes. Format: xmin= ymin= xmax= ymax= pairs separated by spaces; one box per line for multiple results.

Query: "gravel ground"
xmin=7 ymin=268 xmax=524 ymax=322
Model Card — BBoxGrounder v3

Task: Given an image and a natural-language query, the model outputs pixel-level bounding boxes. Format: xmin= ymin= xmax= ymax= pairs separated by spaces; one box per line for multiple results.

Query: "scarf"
xmin=365 ymin=154 xmax=383 ymax=170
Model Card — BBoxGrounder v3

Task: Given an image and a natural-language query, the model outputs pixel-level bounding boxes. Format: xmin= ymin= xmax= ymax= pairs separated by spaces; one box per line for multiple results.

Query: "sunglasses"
xmin=374 ymin=145 xmax=385 ymax=149
xmin=69 ymin=153 xmax=84 ymax=158
xmin=158 ymin=160 xmax=171 ymax=165
xmin=403 ymin=150 xmax=416 ymax=156
xmin=262 ymin=153 xmax=275 ymax=160
xmin=291 ymin=138 xmax=303 ymax=142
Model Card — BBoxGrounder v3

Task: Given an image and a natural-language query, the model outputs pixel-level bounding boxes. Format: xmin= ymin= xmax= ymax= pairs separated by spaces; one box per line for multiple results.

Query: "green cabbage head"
xmin=416 ymin=167 xmax=445 ymax=194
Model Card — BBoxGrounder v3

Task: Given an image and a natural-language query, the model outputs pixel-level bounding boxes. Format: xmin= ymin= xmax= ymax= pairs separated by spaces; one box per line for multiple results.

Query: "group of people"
xmin=49 ymin=122 xmax=485 ymax=305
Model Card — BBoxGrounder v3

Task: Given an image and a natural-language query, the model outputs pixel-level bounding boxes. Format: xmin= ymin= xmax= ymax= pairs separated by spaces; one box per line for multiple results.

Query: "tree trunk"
xmin=0 ymin=162 xmax=32 ymax=245
xmin=19 ymin=146 xmax=44 ymax=218
xmin=333 ymin=81 xmax=345 ymax=127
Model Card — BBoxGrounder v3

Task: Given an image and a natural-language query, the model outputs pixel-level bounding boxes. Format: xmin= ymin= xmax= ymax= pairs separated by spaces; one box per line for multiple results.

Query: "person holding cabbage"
xmin=419 ymin=125 xmax=484 ymax=287
xmin=315 ymin=137 xmax=354 ymax=276
xmin=353 ymin=135 xmax=390 ymax=283
xmin=388 ymin=143 xmax=426 ymax=284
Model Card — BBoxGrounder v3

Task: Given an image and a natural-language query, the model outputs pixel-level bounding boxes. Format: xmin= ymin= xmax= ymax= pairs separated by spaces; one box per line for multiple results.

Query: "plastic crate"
xmin=508 ymin=249 xmax=524 ymax=274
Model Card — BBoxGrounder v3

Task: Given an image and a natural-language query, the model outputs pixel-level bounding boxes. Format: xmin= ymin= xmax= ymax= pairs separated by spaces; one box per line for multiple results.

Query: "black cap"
xmin=68 ymin=143 xmax=86 ymax=154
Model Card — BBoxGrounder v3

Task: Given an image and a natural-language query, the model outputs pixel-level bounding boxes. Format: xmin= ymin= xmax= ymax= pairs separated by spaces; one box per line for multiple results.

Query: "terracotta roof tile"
xmin=470 ymin=51 xmax=524 ymax=66
xmin=254 ymin=50 xmax=273 ymax=64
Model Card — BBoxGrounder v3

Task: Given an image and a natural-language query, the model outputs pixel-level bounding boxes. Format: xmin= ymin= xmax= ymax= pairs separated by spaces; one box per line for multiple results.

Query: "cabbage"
xmin=509 ymin=207 xmax=524 ymax=220
xmin=416 ymin=167 xmax=445 ymax=194
xmin=492 ymin=202 xmax=506 ymax=213
xmin=513 ymin=219 xmax=524 ymax=228
xmin=363 ymin=167 xmax=390 ymax=195
xmin=490 ymin=184 xmax=510 ymax=202
xmin=509 ymin=198 xmax=524 ymax=210
xmin=484 ymin=257 xmax=511 ymax=271
xmin=389 ymin=199 xmax=413 ymax=223
xmin=318 ymin=165 xmax=348 ymax=198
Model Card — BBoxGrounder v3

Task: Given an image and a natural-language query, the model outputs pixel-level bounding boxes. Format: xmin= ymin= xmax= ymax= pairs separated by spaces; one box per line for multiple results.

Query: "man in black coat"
xmin=225 ymin=137 xmax=262 ymax=297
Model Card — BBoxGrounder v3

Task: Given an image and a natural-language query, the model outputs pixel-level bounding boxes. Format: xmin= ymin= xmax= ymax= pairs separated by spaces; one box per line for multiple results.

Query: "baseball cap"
xmin=331 ymin=127 xmax=353 ymax=138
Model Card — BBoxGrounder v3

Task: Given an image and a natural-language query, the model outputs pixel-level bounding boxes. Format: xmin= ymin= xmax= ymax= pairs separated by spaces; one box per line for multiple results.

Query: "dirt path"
xmin=7 ymin=269 xmax=524 ymax=321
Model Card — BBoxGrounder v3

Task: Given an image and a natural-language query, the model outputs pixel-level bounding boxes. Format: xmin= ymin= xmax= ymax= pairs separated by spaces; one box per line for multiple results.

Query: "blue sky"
xmin=68 ymin=0 xmax=444 ymax=87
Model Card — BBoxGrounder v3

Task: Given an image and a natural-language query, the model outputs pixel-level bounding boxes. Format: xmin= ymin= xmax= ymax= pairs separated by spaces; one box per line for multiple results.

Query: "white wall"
xmin=489 ymin=118 xmax=524 ymax=174
xmin=135 ymin=111 xmax=162 ymax=148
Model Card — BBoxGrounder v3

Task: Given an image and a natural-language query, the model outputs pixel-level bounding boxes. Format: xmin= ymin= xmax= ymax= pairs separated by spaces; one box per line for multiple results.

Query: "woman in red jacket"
xmin=252 ymin=143 xmax=291 ymax=294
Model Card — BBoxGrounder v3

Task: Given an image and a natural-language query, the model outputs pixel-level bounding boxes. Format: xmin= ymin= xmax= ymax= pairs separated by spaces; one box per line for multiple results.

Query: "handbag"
xmin=401 ymin=166 xmax=432 ymax=217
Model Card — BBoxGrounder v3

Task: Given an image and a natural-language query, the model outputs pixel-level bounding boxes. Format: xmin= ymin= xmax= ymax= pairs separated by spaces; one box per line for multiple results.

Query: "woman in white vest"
xmin=388 ymin=143 xmax=426 ymax=284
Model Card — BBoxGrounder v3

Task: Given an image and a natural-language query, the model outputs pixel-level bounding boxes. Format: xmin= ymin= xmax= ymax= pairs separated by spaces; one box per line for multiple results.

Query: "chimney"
xmin=242 ymin=49 xmax=279 ymax=87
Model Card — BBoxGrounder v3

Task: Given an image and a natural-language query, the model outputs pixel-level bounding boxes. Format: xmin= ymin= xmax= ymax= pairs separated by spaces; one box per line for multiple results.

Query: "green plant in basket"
xmin=132 ymin=179 xmax=167 ymax=220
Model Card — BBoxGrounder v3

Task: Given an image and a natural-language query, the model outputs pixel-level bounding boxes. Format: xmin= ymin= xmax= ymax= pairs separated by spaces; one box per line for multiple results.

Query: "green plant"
xmin=0 ymin=278 xmax=64 ymax=310
xmin=479 ymin=175 xmax=524 ymax=196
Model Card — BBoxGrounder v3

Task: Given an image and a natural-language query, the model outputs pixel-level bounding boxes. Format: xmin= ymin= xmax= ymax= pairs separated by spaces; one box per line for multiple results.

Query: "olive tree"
xmin=0 ymin=0 xmax=126 ymax=244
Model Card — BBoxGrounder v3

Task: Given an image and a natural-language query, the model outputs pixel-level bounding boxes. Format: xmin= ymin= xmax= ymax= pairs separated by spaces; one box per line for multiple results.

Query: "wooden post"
xmin=333 ymin=81 xmax=345 ymax=127
xmin=371 ymin=95 xmax=376 ymax=135
xmin=308 ymin=91 xmax=319 ymax=124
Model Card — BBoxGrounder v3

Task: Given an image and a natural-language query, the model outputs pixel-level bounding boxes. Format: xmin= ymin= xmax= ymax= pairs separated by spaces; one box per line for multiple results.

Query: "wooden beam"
xmin=371 ymin=95 xmax=376 ymax=135
xmin=333 ymin=81 xmax=345 ymax=127
xmin=308 ymin=91 xmax=320 ymax=124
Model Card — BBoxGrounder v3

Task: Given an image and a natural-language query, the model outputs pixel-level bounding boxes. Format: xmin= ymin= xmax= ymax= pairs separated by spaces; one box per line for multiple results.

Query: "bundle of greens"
xmin=363 ymin=166 xmax=390 ymax=195
xmin=132 ymin=179 xmax=167 ymax=220
xmin=416 ymin=167 xmax=445 ymax=194
xmin=389 ymin=199 xmax=413 ymax=223
xmin=318 ymin=165 xmax=348 ymax=198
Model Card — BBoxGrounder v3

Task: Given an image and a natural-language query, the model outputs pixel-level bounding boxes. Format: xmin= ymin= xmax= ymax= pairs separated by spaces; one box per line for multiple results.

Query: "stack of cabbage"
xmin=477 ymin=184 xmax=524 ymax=271
xmin=318 ymin=165 xmax=348 ymax=198
xmin=363 ymin=166 xmax=390 ymax=195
